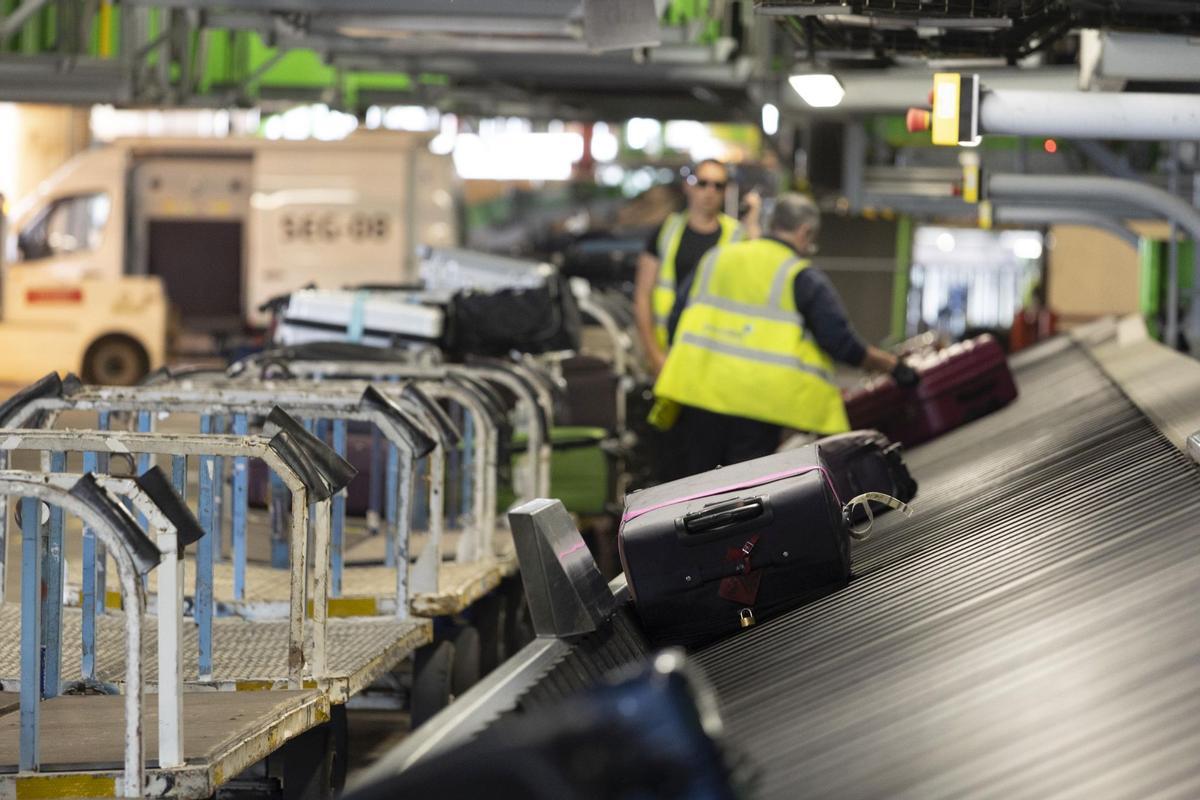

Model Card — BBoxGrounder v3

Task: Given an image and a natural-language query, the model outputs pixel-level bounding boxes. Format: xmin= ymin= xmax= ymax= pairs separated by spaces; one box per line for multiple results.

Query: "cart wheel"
xmin=451 ymin=626 xmax=481 ymax=696
xmin=82 ymin=335 xmax=149 ymax=386
xmin=473 ymin=591 xmax=504 ymax=674
xmin=411 ymin=640 xmax=455 ymax=728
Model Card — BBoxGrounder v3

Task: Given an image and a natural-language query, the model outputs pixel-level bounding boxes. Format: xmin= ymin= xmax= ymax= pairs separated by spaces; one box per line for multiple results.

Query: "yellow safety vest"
xmin=654 ymin=238 xmax=850 ymax=434
xmin=651 ymin=212 xmax=744 ymax=349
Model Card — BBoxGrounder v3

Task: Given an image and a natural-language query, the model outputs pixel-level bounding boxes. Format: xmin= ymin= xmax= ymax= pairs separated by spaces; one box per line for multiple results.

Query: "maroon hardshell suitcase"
xmin=618 ymin=447 xmax=851 ymax=647
xmin=843 ymin=334 xmax=1017 ymax=447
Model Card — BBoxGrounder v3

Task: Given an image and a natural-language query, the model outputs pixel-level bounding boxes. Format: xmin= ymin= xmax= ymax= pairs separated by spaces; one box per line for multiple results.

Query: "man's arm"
xmin=793 ymin=268 xmax=869 ymax=367
xmin=794 ymin=268 xmax=916 ymax=384
xmin=635 ymin=248 xmax=668 ymax=375
xmin=740 ymin=191 xmax=762 ymax=240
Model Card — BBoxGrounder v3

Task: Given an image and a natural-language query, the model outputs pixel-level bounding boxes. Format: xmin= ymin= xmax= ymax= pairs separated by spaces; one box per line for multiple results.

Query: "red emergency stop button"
xmin=906 ymin=108 xmax=932 ymax=133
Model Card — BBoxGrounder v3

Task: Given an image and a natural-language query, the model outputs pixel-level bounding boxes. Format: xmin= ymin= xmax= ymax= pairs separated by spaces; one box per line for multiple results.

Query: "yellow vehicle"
xmin=1 ymin=132 xmax=457 ymax=385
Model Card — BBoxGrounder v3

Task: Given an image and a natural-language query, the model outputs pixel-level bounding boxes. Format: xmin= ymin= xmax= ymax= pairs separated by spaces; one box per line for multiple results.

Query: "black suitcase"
xmin=560 ymin=235 xmax=643 ymax=288
xmin=619 ymin=447 xmax=850 ymax=647
xmin=446 ymin=274 xmax=582 ymax=356
xmin=560 ymin=355 xmax=620 ymax=431
xmin=816 ymin=430 xmax=917 ymax=524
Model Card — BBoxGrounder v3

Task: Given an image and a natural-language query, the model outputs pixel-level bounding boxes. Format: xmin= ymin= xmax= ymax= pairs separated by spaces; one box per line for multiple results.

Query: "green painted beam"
xmin=891 ymin=214 xmax=912 ymax=341
xmin=1139 ymin=236 xmax=1197 ymax=341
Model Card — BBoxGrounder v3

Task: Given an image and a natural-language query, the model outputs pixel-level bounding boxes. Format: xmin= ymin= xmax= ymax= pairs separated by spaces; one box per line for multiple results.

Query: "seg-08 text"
xmin=280 ymin=211 xmax=391 ymax=243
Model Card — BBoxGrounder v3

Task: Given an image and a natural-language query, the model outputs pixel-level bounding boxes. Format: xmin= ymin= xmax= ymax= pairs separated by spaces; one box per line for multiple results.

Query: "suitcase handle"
xmin=679 ymin=497 xmax=768 ymax=535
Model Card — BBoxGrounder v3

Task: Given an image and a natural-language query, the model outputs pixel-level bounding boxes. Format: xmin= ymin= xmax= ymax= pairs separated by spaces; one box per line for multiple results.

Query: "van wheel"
xmin=82 ymin=335 xmax=149 ymax=386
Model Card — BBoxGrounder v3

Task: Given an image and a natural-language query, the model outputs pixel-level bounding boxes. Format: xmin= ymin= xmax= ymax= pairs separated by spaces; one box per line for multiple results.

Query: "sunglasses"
xmin=687 ymin=177 xmax=727 ymax=191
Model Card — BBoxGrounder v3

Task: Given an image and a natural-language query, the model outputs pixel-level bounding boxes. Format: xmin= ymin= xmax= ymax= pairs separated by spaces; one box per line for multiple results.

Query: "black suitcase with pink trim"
xmin=618 ymin=447 xmax=851 ymax=646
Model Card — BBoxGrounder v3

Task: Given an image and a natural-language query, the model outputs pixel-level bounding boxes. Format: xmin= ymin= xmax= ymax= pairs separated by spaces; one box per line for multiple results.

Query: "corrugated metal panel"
xmin=694 ymin=340 xmax=1200 ymax=798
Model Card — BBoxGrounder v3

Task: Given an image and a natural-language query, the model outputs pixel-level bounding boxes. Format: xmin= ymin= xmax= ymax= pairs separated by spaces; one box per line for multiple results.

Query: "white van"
xmin=1 ymin=131 xmax=458 ymax=385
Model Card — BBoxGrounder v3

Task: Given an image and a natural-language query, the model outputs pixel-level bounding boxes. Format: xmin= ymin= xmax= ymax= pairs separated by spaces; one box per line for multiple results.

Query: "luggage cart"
xmin=213 ymin=364 xmax=543 ymax=718
xmin=0 ymin=413 xmax=430 ymax=705
xmin=231 ymin=375 xmax=511 ymax=618
xmin=0 ymin=469 xmax=329 ymax=799
xmin=234 ymin=355 xmax=556 ymax=504
xmin=10 ymin=371 xmax=513 ymax=629
xmin=185 ymin=371 xmax=511 ymax=578
xmin=6 ymin=379 xmax=452 ymax=617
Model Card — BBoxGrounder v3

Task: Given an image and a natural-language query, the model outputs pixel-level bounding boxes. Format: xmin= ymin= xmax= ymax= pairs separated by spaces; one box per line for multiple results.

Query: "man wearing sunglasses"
xmin=653 ymin=193 xmax=919 ymax=478
xmin=635 ymin=159 xmax=761 ymax=375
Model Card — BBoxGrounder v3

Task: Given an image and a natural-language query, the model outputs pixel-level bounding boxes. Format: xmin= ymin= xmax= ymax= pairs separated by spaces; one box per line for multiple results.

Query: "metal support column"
xmin=232 ymin=412 xmax=248 ymax=600
xmin=196 ymin=415 xmax=215 ymax=681
xmin=81 ymin=451 xmax=99 ymax=682
xmin=19 ymin=496 xmax=41 ymax=772
xmin=331 ymin=419 xmax=347 ymax=598
xmin=40 ymin=451 xmax=66 ymax=698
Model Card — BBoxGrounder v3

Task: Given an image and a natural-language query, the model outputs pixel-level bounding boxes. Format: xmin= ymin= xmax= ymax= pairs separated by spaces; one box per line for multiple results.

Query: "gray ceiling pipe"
xmin=978 ymin=90 xmax=1200 ymax=141
xmin=986 ymin=174 xmax=1200 ymax=243
xmin=993 ymin=206 xmax=1141 ymax=249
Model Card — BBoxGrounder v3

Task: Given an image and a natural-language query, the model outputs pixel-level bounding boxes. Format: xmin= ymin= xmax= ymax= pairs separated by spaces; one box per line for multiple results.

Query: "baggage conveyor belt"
xmin=359 ymin=327 xmax=1200 ymax=798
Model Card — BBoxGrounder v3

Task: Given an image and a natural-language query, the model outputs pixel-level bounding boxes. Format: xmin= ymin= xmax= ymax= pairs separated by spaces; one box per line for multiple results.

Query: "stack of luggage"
xmin=271 ymin=247 xmax=582 ymax=358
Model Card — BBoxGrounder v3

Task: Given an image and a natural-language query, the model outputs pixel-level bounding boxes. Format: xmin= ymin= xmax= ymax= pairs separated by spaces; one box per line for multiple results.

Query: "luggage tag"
xmin=842 ymin=492 xmax=913 ymax=541
xmin=718 ymin=534 xmax=762 ymax=606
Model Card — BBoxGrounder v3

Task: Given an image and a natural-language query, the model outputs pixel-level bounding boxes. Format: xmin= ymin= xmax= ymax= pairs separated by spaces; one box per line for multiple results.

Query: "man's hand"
xmin=891 ymin=360 xmax=920 ymax=388
xmin=648 ymin=347 xmax=668 ymax=377
xmin=861 ymin=345 xmax=899 ymax=375
xmin=742 ymin=190 xmax=762 ymax=217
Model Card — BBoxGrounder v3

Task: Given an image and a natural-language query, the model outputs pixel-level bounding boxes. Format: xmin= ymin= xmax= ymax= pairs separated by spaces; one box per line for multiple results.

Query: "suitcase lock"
xmin=738 ymin=608 xmax=756 ymax=629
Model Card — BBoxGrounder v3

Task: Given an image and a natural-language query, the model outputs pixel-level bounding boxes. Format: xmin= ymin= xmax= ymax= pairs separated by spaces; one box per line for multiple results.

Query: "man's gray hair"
xmin=768 ymin=193 xmax=820 ymax=235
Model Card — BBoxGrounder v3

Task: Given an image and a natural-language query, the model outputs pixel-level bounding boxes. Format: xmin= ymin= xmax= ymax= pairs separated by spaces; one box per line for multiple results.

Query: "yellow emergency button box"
xmin=931 ymin=73 xmax=981 ymax=147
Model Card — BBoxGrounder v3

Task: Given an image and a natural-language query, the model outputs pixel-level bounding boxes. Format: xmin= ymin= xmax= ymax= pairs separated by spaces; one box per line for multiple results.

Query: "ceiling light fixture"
xmin=788 ymin=74 xmax=845 ymax=108
xmin=761 ymin=103 xmax=780 ymax=136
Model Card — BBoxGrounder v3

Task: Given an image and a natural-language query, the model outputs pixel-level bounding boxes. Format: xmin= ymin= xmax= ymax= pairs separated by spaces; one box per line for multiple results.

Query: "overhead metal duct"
xmin=1081 ymin=30 xmax=1200 ymax=90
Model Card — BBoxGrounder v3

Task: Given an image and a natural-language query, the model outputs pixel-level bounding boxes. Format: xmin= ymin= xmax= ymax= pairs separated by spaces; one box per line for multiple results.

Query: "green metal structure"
xmin=1139 ymin=236 xmax=1196 ymax=342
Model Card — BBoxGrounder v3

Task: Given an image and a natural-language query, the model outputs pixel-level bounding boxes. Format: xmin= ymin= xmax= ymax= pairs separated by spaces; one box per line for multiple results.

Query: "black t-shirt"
xmin=644 ymin=219 xmax=724 ymax=342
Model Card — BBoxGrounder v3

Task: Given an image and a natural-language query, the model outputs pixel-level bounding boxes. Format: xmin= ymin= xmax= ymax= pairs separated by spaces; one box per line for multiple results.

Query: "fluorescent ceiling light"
xmin=761 ymin=102 xmax=780 ymax=136
xmin=788 ymin=74 xmax=845 ymax=108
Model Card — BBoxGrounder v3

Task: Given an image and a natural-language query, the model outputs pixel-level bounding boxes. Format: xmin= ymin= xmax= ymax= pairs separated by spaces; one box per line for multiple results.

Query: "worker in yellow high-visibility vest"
xmin=655 ymin=193 xmax=919 ymax=479
xmin=634 ymin=159 xmax=760 ymax=375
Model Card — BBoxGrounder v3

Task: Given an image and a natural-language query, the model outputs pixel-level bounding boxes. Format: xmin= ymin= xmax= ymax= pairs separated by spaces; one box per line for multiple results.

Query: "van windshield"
xmin=16 ymin=193 xmax=111 ymax=262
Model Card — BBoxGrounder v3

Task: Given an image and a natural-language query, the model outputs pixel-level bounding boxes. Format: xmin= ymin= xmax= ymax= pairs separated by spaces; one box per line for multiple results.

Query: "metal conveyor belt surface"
xmin=360 ymin=333 xmax=1200 ymax=798
xmin=694 ymin=337 xmax=1200 ymax=798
